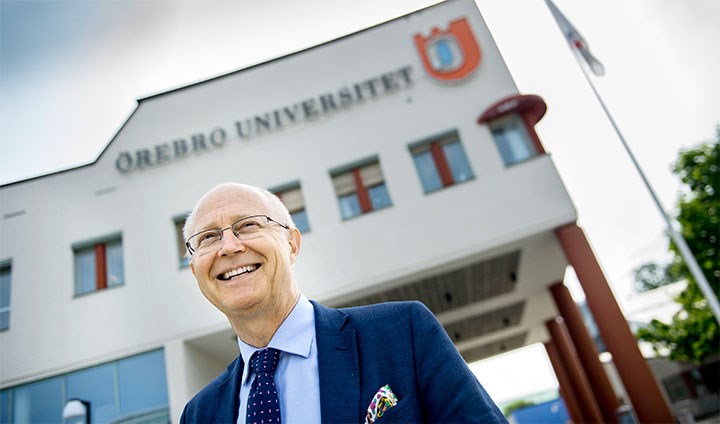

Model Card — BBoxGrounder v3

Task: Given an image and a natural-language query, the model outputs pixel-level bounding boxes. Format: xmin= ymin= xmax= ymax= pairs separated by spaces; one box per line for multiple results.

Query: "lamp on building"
xmin=63 ymin=399 xmax=91 ymax=424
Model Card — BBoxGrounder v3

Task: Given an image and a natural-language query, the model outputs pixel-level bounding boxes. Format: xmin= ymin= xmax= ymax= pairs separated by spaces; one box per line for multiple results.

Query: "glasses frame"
xmin=185 ymin=214 xmax=289 ymax=256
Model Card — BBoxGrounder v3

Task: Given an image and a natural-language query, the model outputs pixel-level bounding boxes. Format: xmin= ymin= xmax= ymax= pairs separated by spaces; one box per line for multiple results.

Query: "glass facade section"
xmin=291 ymin=210 xmax=310 ymax=234
xmin=490 ymin=116 xmax=536 ymax=165
xmin=339 ymin=193 xmax=361 ymax=219
xmin=1 ymin=389 xmax=11 ymax=424
xmin=412 ymin=150 xmax=443 ymax=192
xmin=410 ymin=131 xmax=474 ymax=193
xmin=2 ymin=349 xmax=168 ymax=424
xmin=74 ymin=248 xmax=97 ymax=295
xmin=106 ymin=240 xmax=124 ymax=287
xmin=368 ymin=184 xmax=391 ymax=210
xmin=13 ymin=377 xmax=63 ymax=424
xmin=331 ymin=159 xmax=391 ymax=219
xmin=74 ymin=237 xmax=124 ymax=295
xmin=67 ymin=364 xmax=118 ymax=422
xmin=174 ymin=216 xmax=190 ymax=267
xmin=273 ymin=184 xmax=311 ymax=233
xmin=0 ymin=263 xmax=10 ymax=330
xmin=443 ymin=141 xmax=473 ymax=183
xmin=118 ymin=350 xmax=168 ymax=416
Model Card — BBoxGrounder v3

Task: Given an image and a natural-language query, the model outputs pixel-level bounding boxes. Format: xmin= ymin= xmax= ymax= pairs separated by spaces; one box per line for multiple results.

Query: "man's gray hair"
xmin=182 ymin=182 xmax=295 ymax=259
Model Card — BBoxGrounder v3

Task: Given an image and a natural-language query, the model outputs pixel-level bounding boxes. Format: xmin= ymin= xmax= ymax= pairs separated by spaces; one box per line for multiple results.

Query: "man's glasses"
xmin=185 ymin=214 xmax=289 ymax=256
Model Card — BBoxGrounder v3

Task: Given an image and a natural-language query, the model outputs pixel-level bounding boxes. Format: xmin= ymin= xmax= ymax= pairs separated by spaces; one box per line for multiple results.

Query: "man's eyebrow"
xmin=194 ymin=214 xmax=259 ymax=232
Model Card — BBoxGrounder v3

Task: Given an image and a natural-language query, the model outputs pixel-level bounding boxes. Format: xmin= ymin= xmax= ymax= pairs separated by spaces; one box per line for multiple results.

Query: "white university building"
xmin=0 ymin=1 xmax=671 ymax=422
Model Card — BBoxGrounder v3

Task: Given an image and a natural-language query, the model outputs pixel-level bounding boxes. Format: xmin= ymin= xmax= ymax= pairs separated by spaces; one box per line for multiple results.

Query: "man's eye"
xmin=198 ymin=232 xmax=219 ymax=243
xmin=237 ymin=220 xmax=261 ymax=232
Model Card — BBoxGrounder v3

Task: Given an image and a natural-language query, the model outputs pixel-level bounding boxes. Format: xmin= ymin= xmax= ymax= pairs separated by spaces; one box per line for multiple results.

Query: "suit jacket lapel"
xmin=214 ymin=356 xmax=244 ymax=423
xmin=312 ymin=301 xmax=361 ymax=424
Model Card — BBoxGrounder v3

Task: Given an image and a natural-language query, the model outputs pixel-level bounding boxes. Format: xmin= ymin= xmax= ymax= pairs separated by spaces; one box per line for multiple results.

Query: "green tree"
xmin=502 ymin=400 xmax=536 ymax=417
xmin=635 ymin=128 xmax=720 ymax=363
xmin=633 ymin=262 xmax=680 ymax=293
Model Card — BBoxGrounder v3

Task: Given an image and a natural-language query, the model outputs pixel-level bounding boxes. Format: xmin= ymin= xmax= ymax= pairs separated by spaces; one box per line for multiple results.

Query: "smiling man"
xmin=180 ymin=182 xmax=506 ymax=424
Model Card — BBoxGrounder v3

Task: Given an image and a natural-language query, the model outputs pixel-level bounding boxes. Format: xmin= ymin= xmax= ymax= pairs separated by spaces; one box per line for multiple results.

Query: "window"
xmin=73 ymin=235 xmax=124 ymax=295
xmin=0 ymin=261 xmax=10 ymax=331
xmin=489 ymin=115 xmax=538 ymax=165
xmin=273 ymin=184 xmax=311 ymax=233
xmin=410 ymin=131 xmax=474 ymax=193
xmin=175 ymin=215 xmax=190 ymax=267
xmin=331 ymin=158 xmax=391 ymax=220
xmin=1 ymin=349 xmax=169 ymax=423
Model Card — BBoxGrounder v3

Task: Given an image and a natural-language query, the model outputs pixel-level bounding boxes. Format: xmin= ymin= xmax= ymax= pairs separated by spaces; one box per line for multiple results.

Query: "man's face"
xmin=188 ymin=185 xmax=301 ymax=321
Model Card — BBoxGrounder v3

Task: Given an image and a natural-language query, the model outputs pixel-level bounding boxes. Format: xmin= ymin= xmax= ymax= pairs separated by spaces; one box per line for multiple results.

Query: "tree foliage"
xmin=502 ymin=400 xmax=536 ymax=417
xmin=635 ymin=128 xmax=720 ymax=363
xmin=633 ymin=262 xmax=680 ymax=293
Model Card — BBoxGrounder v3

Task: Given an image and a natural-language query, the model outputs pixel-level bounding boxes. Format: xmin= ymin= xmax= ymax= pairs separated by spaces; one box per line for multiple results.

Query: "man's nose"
xmin=218 ymin=228 xmax=246 ymax=255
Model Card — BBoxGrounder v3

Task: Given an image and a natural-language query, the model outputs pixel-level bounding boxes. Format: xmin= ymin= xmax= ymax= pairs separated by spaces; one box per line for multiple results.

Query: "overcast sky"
xmin=1 ymin=0 xmax=718 ymax=404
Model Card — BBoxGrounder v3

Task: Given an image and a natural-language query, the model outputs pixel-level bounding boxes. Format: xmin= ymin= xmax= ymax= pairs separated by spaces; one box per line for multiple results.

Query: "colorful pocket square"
xmin=364 ymin=384 xmax=398 ymax=424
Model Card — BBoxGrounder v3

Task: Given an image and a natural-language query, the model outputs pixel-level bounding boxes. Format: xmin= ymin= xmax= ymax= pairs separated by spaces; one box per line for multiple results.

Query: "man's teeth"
xmin=221 ymin=265 xmax=258 ymax=280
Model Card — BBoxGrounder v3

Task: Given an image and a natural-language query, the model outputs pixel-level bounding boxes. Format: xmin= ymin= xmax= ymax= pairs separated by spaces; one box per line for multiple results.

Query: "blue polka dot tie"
xmin=246 ymin=348 xmax=282 ymax=424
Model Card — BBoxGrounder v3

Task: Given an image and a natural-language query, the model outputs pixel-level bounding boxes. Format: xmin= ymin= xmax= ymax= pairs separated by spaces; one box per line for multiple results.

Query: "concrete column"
xmin=555 ymin=223 xmax=674 ymax=424
xmin=550 ymin=281 xmax=620 ymax=423
xmin=164 ymin=340 xmax=192 ymax=424
xmin=544 ymin=341 xmax=583 ymax=424
xmin=546 ymin=317 xmax=605 ymax=423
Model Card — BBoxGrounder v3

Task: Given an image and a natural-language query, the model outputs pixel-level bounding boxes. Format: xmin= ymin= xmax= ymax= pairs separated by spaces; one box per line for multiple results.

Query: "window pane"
xmin=338 ymin=193 xmax=361 ymax=220
xmin=117 ymin=350 xmax=168 ymax=416
xmin=291 ymin=210 xmax=311 ymax=233
xmin=106 ymin=240 xmax=124 ymax=287
xmin=1 ymin=389 xmax=10 ymax=424
xmin=442 ymin=141 xmax=474 ymax=183
xmin=368 ymin=184 xmax=391 ymax=210
xmin=13 ymin=377 xmax=63 ymax=424
xmin=0 ymin=311 xmax=8 ymax=332
xmin=0 ymin=267 xmax=10 ymax=331
xmin=413 ymin=150 xmax=443 ymax=192
xmin=67 ymin=363 xmax=118 ymax=423
xmin=492 ymin=118 xmax=535 ymax=165
xmin=75 ymin=248 xmax=96 ymax=294
xmin=175 ymin=218 xmax=190 ymax=267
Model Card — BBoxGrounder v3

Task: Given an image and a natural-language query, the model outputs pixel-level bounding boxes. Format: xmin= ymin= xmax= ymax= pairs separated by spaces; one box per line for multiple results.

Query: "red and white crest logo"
xmin=413 ymin=17 xmax=482 ymax=82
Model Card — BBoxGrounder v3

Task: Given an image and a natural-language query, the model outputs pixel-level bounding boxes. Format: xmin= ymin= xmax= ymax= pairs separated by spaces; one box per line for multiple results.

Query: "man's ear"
xmin=189 ymin=260 xmax=196 ymax=276
xmin=288 ymin=227 xmax=302 ymax=264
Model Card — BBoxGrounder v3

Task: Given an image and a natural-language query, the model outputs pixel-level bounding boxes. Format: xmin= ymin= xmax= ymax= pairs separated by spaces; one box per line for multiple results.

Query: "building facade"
xmin=0 ymin=1 xmax=672 ymax=422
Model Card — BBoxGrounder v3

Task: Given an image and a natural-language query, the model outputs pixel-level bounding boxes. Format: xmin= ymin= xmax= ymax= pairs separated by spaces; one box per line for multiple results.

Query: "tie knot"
xmin=250 ymin=348 xmax=281 ymax=375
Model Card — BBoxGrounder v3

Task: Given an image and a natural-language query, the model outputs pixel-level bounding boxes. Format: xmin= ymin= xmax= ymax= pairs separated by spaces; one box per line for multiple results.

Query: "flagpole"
xmin=569 ymin=38 xmax=720 ymax=324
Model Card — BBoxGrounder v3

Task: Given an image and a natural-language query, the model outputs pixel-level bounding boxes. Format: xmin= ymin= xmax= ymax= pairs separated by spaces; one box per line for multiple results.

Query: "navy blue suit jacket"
xmin=181 ymin=301 xmax=506 ymax=423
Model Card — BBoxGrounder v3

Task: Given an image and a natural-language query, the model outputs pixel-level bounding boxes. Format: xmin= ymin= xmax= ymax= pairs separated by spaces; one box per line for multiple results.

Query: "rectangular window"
xmin=410 ymin=130 xmax=474 ymax=193
xmin=73 ymin=235 xmax=124 ymax=295
xmin=331 ymin=158 xmax=391 ymax=220
xmin=174 ymin=215 xmax=190 ymax=267
xmin=0 ymin=261 xmax=10 ymax=331
xmin=490 ymin=115 xmax=538 ymax=165
xmin=273 ymin=184 xmax=311 ymax=233
xmin=3 ymin=349 xmax=169 ymax=423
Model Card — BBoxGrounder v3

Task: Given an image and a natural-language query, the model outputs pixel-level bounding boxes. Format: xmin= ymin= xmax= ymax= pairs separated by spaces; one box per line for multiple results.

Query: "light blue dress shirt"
xmin=237 ymin=294 xmax=321 ymax=424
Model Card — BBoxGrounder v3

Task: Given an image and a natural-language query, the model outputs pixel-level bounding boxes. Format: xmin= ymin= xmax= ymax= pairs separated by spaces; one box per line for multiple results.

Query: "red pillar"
xmin=556 ymin=223 xmax=674 ymax=424
xmin=545 ymin=341 xmax=583 ymax=424
xmin=546 ymin=317 xmax=604 ymax=423
xmin=550 ymin=281 xmax=621 ymax=423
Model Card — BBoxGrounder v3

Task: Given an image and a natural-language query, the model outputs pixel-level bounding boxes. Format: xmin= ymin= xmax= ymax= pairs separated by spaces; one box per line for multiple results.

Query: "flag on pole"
xmin=544 ymin=0 xmax=605 ymax=76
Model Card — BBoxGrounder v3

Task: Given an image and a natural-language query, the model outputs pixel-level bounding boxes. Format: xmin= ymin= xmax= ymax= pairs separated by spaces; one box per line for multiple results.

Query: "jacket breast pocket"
xmin=374 ymin=394 xmax=420 ymax=423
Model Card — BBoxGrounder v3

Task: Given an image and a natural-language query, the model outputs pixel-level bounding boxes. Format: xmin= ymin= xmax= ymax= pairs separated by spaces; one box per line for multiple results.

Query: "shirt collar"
xmin=238 ymin=293 xmax=315 ymax=384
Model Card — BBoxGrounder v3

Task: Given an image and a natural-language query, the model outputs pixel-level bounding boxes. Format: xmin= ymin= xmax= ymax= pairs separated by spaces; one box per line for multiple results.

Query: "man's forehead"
xmin=193 ymin=185 xmax=273 ymax=227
